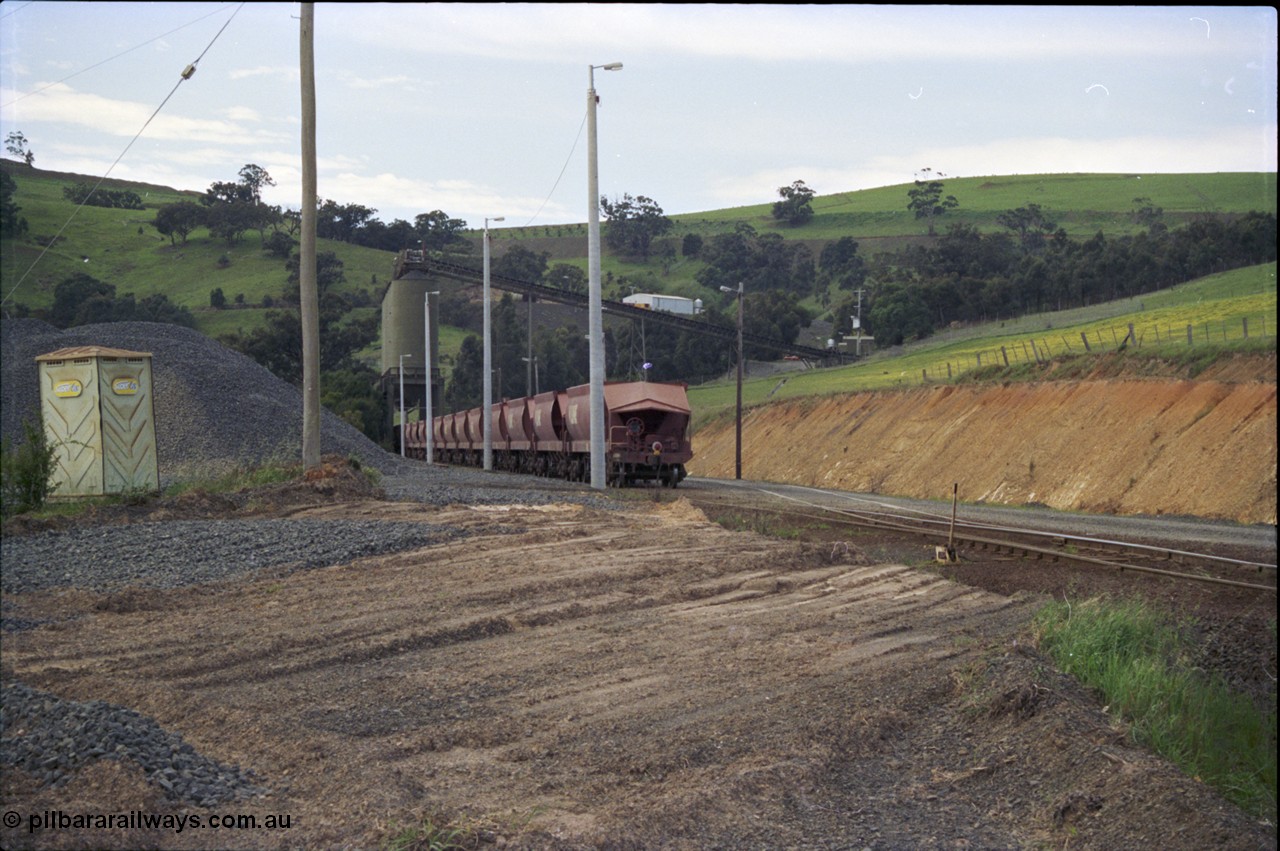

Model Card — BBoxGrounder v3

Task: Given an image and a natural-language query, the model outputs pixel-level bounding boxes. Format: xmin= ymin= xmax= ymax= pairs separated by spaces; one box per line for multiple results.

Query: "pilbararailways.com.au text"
xmin=7 ymin=809 xmax=292 ymax=835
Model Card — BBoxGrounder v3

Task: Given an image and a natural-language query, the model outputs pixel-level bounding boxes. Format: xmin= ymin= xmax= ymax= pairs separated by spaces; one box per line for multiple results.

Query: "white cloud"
xmin=342 ymin=74 xmax=418 ymax=92
xmin=4 ymin=83 xmax=291 ymax=146
xmin=223 ymin=106 xmax=260 ymax=122
xmin=334 ymin=5 xmax=1266 ymax=64
xmin=229 ymin=66 xmax=297 ymax=81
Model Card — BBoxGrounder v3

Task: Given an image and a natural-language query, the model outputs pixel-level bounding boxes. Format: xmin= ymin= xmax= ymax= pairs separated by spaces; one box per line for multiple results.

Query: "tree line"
xmin=150 ymin=164 xmax=473 ymax=258
xmin=851 ymin=208 xmax=1276 ymax=345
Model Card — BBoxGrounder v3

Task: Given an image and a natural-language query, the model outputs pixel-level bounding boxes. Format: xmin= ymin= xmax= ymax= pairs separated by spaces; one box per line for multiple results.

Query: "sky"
xmin=1 ymin=3 xmax=1276 ymax=230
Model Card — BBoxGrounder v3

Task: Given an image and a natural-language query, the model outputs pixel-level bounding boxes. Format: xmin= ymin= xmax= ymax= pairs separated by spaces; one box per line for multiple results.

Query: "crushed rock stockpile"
xmin=690 ymin=365 xmax=1277 ymax=526
xmin=1 ymin=319 xmax=396 ymax=486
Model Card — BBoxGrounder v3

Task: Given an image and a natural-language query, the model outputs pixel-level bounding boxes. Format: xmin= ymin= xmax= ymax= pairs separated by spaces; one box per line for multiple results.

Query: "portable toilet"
xmin=35 ymin=346 xmax=159 ymax=497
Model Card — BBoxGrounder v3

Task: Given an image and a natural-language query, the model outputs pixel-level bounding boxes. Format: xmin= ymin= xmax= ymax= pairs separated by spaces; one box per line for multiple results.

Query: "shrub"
xmin=1 ymin=418 xmax=59 ymax=519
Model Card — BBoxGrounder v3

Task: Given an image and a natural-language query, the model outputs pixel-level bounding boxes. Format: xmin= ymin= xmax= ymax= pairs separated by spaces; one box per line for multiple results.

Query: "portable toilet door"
xmin=35 ymin=346 xmax=159 ymax=497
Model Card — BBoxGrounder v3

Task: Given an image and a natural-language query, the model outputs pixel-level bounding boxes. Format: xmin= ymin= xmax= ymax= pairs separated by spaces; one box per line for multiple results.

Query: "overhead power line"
xmin=1 ymin=3 xmax=241 ymax=110
xmin=1 ymin=3 xmax=246 ymax=311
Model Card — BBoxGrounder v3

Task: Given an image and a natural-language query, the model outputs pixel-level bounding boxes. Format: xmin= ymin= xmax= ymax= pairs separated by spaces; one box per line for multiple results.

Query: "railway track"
xmin=682 ymin=479 xmax=1277 ymax=594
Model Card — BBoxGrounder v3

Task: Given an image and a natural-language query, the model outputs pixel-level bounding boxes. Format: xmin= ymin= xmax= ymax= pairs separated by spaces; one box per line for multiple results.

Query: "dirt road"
xmin=2 ymin=496 xmax=1271 ymax=849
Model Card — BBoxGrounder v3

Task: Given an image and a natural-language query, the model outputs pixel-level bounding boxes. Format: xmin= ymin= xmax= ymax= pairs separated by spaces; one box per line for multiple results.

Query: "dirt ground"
xmin=1 ymin=462 xmax=1275 ymax=850
xmin=689 ymin=353 xmax=1277 ymax=525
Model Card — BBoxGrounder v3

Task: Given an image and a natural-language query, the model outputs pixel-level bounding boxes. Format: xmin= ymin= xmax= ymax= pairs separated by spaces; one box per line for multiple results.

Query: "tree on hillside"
xmin=284 ymin=250 xmax=346 ymax=302
xmin=153 ymin=201 xmax=206 ymax=245
xmin=682 ymin=232 xmax=703 ymax=259
xmin=997 ymin=203 xmax=1059 ymax=253
xmin=600 ymin=193 xmax=672 ymax=261
xmin=221 ymin=251 xmax=375 ymax=385
xmin=547 ymin=263 xmax=587 ymax=294
xmin=906 ymin=168 xmax=958 ymax=236
xmin=316 ymin=199 xmax=376 ymax=243
xmin=493 ymin=244 xmax=549 ymax=284
xmin=818 ymin=236 xmax=867 ymax=291
xmin=237 ymin=164 xmax=275 ymax=203
xmin=867 ymin=282 xmax=932 ymax=346
xmin=1 ymin=171 xmax=28 ymax=238
xmin=202 ymin=165 xmax=281 ymax=245
xmin=48 ymin=273 xmax=194 ymax=329
xmin=5 ymin=131 xmax=34 ymax=166
xmin=415 ymin=210 xmax=470 ymax=252
xmin=445 ymin=334 xmax=484 ymax=412
xmin=1131 ymin=196 xmax=1165 ymax=232
xmin=51 ymin=274 xmax=114 ymax=328
xmin=696 ymin=222 xmax=814 ymax=297
xmin=741 ymin=290 xmax=810 ymax=359
xmin=771 ymin=180 xmax=815 ymax=226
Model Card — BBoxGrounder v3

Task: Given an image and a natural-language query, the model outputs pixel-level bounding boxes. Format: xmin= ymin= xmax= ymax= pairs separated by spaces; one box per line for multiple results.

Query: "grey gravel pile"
xmin=1 ymin=681 xmax=270 ymax=807
xmin=0 ymin=518 xmax=472 ymax=595
xmin=1 ymin=317 xmax=622 ymax=510
xmin=1 ymin=318 xmax=397 ymax=485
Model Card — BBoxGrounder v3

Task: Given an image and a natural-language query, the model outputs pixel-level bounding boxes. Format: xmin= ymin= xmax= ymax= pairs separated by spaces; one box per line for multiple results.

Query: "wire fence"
xmin=921 ymin=314 xmax=1275 ymax=383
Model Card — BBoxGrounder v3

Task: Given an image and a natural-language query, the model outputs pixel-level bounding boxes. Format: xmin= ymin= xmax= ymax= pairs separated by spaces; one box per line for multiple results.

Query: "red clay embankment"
xmin=688 ymin=356 xmax=1277 ymax=525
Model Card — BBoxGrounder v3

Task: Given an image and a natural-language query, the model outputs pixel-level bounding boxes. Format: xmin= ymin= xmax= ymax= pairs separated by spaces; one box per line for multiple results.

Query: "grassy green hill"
xmin=0 ymin=162 xmax=392 ymax=335
xmin=3 ymin=161 xmax=1275 ymax=384
xmin=689 ymin=262 xmax=1277 ymax=428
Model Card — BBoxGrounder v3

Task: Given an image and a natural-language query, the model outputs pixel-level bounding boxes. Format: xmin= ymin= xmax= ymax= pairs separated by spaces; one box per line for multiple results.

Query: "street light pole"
xmin=398 ymin=353 xmax=412 ymax=459
xmin=720 ymin=282 xmax=743 ymax=479
xmin=522 ymin=357 xmax=539 ymax=395
xmin=587 ymin=61 xmax=622 ymax=491
xmin=424 ymin=289 xmax=439 ymax=464
xmin=483 ymin=215 xmax=504 ymax=472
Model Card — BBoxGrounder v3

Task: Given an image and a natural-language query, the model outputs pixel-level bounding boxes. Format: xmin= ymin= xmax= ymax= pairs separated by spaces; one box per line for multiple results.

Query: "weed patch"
xmin=1034 ymin=597 xmax=1277 ymax=821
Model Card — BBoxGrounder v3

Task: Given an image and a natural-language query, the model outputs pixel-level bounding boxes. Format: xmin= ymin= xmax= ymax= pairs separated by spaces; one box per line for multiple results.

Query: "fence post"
xmin=1080 ymin=332 xmax=1091 ymax=352
xmin=1243 ymin=317 xmax=1249 ymax=339
xmin=947 ymin=362 xmax=952 ymax=379
xmin=977 ymin=352 xmax=982 ymax=367
xmin=1187 ymin=324 xmax=1193 ymax=346
xmin=1001 ymin=346 xmax=1009 ymax=366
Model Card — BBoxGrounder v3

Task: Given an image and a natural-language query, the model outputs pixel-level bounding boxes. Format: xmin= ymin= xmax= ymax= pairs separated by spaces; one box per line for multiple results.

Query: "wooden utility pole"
xmin=299 ymin=3 xmax=321 ymax=469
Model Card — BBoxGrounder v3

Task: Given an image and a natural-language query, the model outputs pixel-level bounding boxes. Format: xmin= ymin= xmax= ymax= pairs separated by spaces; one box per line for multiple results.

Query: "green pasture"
xmin=4 ymin=163 xmax=1275 ymax=386
xmin=688 ymin=263 xmax=1278 ymax=427
xmin=668 ymin=172 xmax=1278 ymax=240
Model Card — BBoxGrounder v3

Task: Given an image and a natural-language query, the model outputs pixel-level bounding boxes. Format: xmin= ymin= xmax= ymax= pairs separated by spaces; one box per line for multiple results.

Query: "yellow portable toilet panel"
xmin=36 ymin=346 xmax=159 ymax=497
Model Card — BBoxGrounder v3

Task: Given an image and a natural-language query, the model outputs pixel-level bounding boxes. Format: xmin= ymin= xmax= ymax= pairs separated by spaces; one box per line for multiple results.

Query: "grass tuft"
xmin=1034 ymin=597 xmax=1277 ymax=821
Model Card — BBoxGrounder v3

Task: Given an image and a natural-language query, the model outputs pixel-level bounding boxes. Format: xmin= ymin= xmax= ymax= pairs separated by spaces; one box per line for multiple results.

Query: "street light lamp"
xmin=587 ymin=61 xmax=622 ymax=491
xmin=424 ymin=289 xmax=440 ymax=464
xmin=720 ymin=282 xmax=743 ymax=480
xmin=398 ymin=353 xmax=412 ymax=459
xmin=483 ymin=215 xmax=504 ymax=472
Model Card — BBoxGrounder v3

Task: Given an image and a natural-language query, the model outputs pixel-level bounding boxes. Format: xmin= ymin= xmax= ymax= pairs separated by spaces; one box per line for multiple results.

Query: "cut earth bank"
xmin=688 ymin=353 xmax=1277 ymax=526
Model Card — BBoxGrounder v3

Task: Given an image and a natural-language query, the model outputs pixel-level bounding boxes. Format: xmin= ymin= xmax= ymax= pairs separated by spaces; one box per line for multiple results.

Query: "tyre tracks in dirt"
xmin=2 ymin=499 xmax=1272 ymax=849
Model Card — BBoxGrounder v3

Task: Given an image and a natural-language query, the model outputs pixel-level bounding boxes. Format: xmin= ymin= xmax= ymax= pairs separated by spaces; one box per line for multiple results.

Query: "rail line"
xmin=686 ymin=483 xmax=1277 ymax=594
